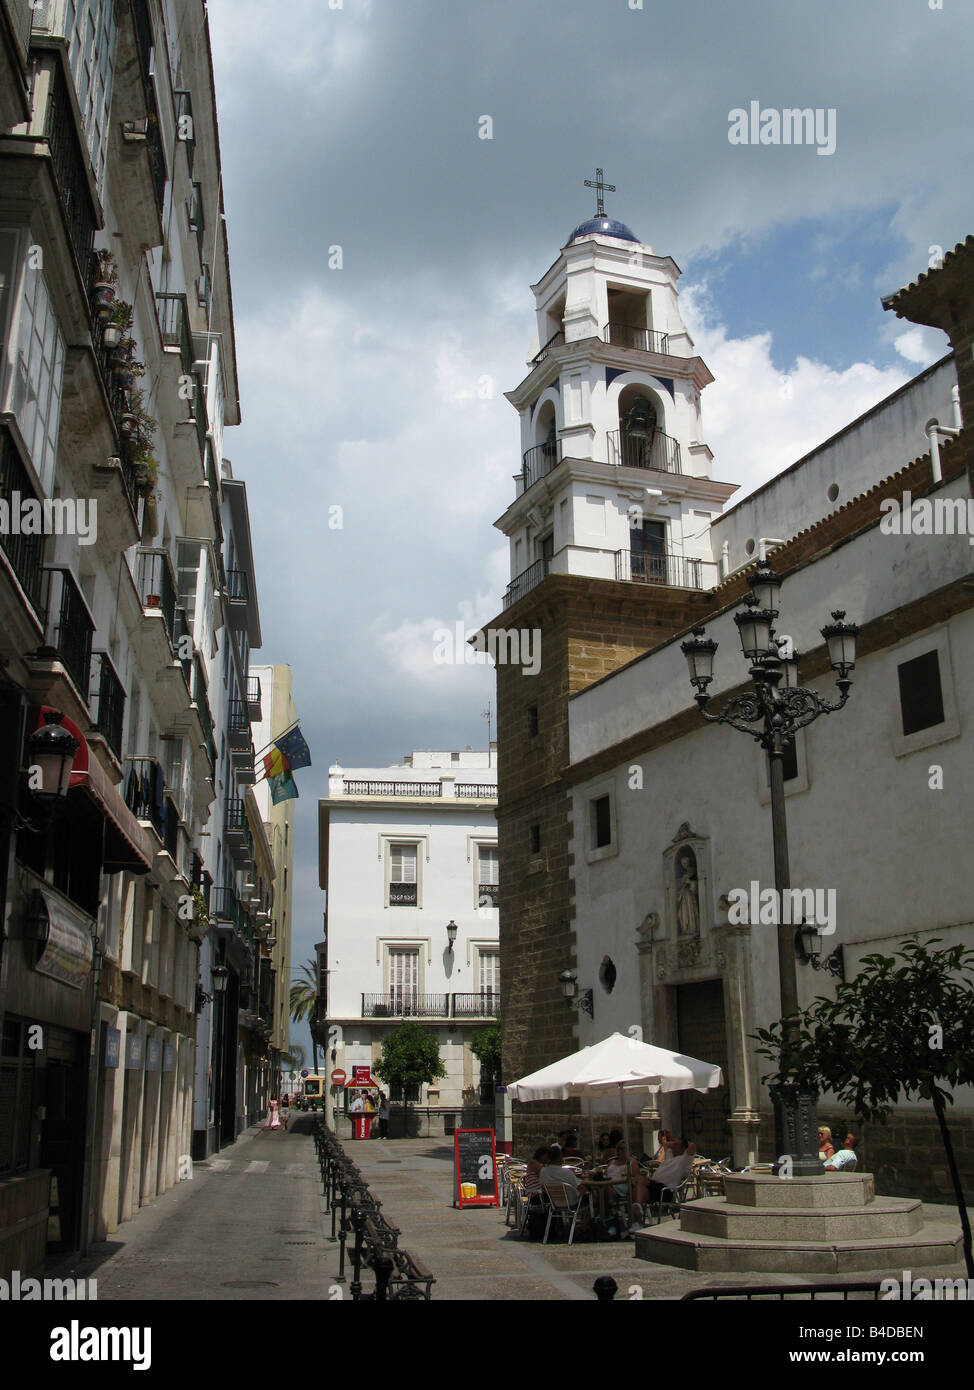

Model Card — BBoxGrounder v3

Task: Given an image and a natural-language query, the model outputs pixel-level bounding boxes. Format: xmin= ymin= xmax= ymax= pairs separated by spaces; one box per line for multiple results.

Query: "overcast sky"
xmin=204 ymin=0 xmax=974 ymax=987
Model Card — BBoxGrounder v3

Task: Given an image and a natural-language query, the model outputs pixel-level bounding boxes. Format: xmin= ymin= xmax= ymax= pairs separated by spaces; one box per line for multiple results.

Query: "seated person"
xmin=818 ymin=1126 xmax=836 ymax=1161
xmin=539 ymin=1144 xmax=583 ymax=1206
xmin=596 ymin=1132 xmax=614 ymax=1160
xmin=523 ymin=1146 xmax=549 ymax=1197
xmin=824 ymin=1133 xmax=858 ymax=1171
xmin=647 ymin=1138 xmax=697 ymax=1205
xmin=654 ymin=1127 xmax=676 ymax=1160
xmin=561 ymin=1131 xmax=583 ymax=1159
xmin=605 ymin=1143 xmax=649 ymax=1219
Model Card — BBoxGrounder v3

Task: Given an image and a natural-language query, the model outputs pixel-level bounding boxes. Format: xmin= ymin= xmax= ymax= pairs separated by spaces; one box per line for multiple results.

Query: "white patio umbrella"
xmin=508 ymin=1033 xmax=723 ymax=1228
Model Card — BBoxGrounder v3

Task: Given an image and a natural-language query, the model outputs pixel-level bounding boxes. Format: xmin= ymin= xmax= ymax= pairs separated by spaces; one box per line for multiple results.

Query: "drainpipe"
xmin=720 ymin=540 xmax=729 ymax=580
xmin=926 ymin=419 xmax=961 ymax=486
xmin=952 ymin=385 xmax=963 ymax=431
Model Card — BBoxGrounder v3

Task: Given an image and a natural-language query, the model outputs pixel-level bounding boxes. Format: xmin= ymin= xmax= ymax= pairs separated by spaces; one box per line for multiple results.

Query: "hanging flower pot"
xmin=115 ymin=365 xmax=136 ymax=392
xmin=102 ymin=324 xmax=122 ymax=350
xmin=119 ymin=412 xmax=138 ymax=438
xmin=92 ymin=281 xmax=115 ymax=320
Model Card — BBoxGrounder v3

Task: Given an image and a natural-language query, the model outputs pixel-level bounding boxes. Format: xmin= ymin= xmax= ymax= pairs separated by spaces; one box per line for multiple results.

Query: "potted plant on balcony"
xmin=102 ymin=298 xmax=133 ymax=352
xmin=113 ymin=336 xmax=144 ymax=393
xmin=92 ymin=248 xmax=117 ymax=321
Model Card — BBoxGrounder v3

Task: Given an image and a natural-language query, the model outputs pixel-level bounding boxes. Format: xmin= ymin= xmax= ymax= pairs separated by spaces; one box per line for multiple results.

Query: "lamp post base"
xmin=770 ymin=1083 xmax=822 ymax=1178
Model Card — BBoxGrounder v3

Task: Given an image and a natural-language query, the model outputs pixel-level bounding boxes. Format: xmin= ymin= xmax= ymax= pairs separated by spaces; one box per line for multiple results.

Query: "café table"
xmin=580 ymin=1176 xmax=624 ymax=1221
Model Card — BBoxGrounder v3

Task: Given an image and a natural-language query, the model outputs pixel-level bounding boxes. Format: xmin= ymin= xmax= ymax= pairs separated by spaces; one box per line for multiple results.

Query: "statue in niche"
xmin=676 ymin=849 xmax=700 ymax=937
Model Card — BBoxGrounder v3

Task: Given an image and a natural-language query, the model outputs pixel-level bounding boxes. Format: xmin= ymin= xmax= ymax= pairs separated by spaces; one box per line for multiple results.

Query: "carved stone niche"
xmin=663 ymin=823 xmax=712 ymax=943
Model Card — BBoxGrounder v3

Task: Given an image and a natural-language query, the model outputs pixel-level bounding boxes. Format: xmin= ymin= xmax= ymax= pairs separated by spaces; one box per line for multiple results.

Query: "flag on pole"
xmin=263 ymin=747 xmax=289 ymax=780
xmin=269 ymin=767 xmax=299 ymax=804
xmin=273 ymin=725 xmax=312 ymax=771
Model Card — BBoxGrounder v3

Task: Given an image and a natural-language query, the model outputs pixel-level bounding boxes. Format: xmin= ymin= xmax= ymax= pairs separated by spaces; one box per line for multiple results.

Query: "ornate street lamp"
xmin=681 ymin=563 xmax=858 ymax=1177
xmin=26 ymin=710 xmax=79 ymax=810
xmin=558 ymin=970 xmax=593 ymax=1017
xmin=445 ymin=920 xmax=458 ymax=953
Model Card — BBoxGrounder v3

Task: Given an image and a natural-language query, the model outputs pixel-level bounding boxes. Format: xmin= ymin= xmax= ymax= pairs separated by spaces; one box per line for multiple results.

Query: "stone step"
xmin=634 ymin=1221 xmax=964 ymax=1275
xmin=723 ymin=1173 xmax=876 ymax=1210
xmin=681 ymin=1195 xmax=922 ymax=1242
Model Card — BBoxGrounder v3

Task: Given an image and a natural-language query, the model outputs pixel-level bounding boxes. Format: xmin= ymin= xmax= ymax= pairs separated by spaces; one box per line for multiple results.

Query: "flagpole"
xmin=253 ymin=717 xmax=303 ymax=762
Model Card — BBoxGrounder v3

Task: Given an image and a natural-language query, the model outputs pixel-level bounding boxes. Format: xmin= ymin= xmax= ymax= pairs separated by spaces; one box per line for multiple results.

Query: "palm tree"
xmin=289 ymin=960 xmax=320 ymax=1073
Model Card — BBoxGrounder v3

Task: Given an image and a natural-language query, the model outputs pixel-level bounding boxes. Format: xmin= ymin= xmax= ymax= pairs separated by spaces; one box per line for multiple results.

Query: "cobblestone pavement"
xmin=50 ymin=1118 xmax=971 ymax=1302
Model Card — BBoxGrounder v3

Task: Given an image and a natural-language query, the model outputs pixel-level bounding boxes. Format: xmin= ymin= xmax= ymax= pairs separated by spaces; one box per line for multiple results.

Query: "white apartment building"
xmin=318 ymin=751 xmax=499 ymax=1136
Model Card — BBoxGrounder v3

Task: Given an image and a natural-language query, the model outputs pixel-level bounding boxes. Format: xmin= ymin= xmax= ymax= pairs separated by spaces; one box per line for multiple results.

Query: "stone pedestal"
xmin=635 ymin=1173 xmax=963 ymax=1274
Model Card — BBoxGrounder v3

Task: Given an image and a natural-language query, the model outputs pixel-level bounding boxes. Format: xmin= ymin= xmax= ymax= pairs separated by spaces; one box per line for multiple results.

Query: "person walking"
xmin=377 ymin=1092 xmax=390 ymax=1139
xmin=266 ymin=1097 xmax=282 ymax=1131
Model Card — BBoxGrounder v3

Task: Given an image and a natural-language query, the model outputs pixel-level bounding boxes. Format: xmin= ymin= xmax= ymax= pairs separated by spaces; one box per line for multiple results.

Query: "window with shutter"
xmin=389 ymin=844 xmax=417 ymax=906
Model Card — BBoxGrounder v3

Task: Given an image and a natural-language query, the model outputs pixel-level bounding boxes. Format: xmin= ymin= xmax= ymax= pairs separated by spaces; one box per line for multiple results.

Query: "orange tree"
xmin=755 ymin=938 xmax=974 ymax=1278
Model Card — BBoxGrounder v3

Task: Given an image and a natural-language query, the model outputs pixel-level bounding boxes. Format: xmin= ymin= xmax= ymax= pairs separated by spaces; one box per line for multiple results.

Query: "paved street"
xmin=46 ymin=1116 xmax=972 ymax=1302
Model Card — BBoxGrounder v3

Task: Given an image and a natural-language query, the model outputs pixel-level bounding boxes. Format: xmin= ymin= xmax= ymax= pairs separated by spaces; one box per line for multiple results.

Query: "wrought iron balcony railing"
xmin=614 ymin=549 xmax=718 ymax=591
xmin=163 ymin=795 xmax=179 ymax=862
xmin=156 ymin=292 xmax=194 ymax=374
xmin=193 ymin=654 xmax=215 ymax=767
xmin=136 ymin=548 xmax=177 ymax=643
xmin=604 ymin=323 xmax=670 ymax=355
xmin=0 ymin=423 xmax=45 ymax=611
xmin=503 ymin=557 xmax=549 ymax=610
xmin=476 ymin=884 xmax=500 ymax=907
xmin=522 ymin=439 xmax=563 ymax=490
xmin=532 ymin=330 xmax=564 ymax=365
xmin=362 ymin=994 xmax=450 ymax=1019
xmin=225 ymin=568 xmax=249 ymax=603
xmin=124 ymin=757 xmax=165 ymax=840
xmin=90 ymin=651 xmax=126 ymax=760
xmin=451 ymin=992 xmax=500 ymax=1019
xmin=38 ymin=55 xmax=97 ymax=284
xmin=606 ymin=426 xmax=682 ymax=474
xmin=388 ymin=882 xmax=418 ymax=906
xmin=128 ymin=0 xmax=166 ymax=216
xmin=42 ymin=567 xmax=94 ymax=698
xmin=188 ymin=181 xmax=205 ymax=263
xmin=455 ymin=784 xmax=498 ymax=799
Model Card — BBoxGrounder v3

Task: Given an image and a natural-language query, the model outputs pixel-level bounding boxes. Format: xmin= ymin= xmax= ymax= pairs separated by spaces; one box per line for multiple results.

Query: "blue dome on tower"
xmin=567 ymin=215 xmax=639 ymax=245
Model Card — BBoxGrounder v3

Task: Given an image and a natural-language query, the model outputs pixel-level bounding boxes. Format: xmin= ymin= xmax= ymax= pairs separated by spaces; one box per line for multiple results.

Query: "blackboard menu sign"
xmin=453 ymin=1128 xmax=498 ymax=1208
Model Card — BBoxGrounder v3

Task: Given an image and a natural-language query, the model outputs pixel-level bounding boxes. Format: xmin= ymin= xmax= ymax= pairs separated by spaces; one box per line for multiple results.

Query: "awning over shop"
xmin=81 ymin=755 xmax=154 ymax=875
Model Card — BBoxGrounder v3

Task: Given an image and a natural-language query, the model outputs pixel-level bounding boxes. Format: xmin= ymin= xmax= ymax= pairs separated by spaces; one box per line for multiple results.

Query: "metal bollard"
xmin=593 ymin=1276 xmax=618 ymax=1301
xmin=336 ymin=1184 xmax=348 ymax=1282
xmin=349 ymin=1197 xmax=365 ymax=1302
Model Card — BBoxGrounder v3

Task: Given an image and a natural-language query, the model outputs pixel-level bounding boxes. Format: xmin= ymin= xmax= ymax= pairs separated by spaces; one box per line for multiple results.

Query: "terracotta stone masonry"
xmin=882 ymin=234 xmax=974 ymax=486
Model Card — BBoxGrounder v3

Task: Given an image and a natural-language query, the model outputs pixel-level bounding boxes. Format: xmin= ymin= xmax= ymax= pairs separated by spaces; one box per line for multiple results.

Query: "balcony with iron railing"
xmin=451 ymin=992 xmax=500 ymax=1019
xmin=188 ymin=180 xmax=205 ymax=264
xmin=0 ymin=423 xmax=45 ymax=612
xmin=210 ymin=886 xmax=255 ymax=949
xmin=476 ymin=884 xmax=500 ymax=908
xmin=522 ymin=438 xmax=563 ymax=490
xmin=36 ymin=53 xmax=98 ymax=286
xmin=163 ymin=794 xmax=179 ymax=862
xmin=603 ymin=323 xmax=670 ymax=355
xmin=531 ymin=330 xmax=565 ymax=365
xmin=172 ymin=606 xmax=192 ymax=685
xmin=192 ymin=654 xmax=215 ymax=767
xmin=246 ymin=674 xmax=262 ymax=720
xmin=607 ymin=426 xmax=682 ymax=474
xmin=124 ymin=757 xmax=165 ymax=840
xmin=456 ymin=784 xmax=498 ymax=799
xmin=228 ymin=697 xmax=251 ymax=746
xmin=504 ymin=557 xmax=549 ymax=610
xmin=89 ymin=652 xmax=126 ymax=760
xmin=614 ymin=549 xmax=718 ymax=591
xmin=225 ymin=568 xmax=250 ymax=605
xmin=362 ymin=994 xmax=450 ymax=1019
xmin=125 ymin=0 xmax=166 ymax=218
xmin=136 ymin=548 xmax=178 ymax=644
xmin=156 ymin=292 xmax=194 ymax=374
xmin=42 ymin=567 xmax=94 ymax=699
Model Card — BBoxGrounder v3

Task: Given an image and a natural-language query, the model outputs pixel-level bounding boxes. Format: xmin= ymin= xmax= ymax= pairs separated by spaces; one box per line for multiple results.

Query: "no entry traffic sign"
xmin=330 ymin=1068 xmax=347 ymax=1086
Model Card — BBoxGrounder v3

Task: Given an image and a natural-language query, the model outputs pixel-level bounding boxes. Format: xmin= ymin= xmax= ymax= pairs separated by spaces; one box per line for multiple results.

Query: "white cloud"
xmin=681 ymin=283 xmax=910 ymax=503
xmin=894 ymin=327 xmax=940 ymax=366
